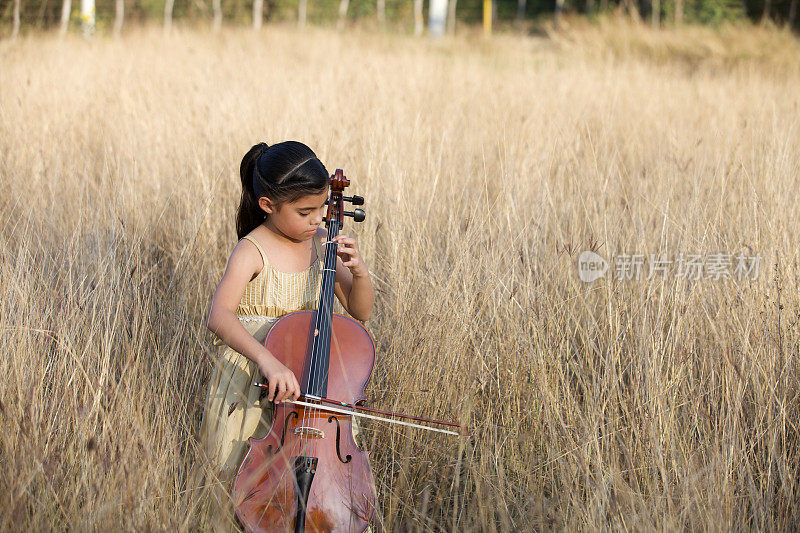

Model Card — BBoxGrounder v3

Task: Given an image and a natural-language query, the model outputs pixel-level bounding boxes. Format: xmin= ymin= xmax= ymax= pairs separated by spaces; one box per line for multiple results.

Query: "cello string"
xmin=300 ymin=224 xmax=325 ymax=455
xmin=311 ymin=220 xmax=337 ymax=455
xmin=316 ymin=209 xmax=337 ymax=429
xmin=305 ymin=230 xmax=324 ymax=457
xmin=302 ymin=211 xmax=335 ymax=455
xmin=318 ymin=211 xmax=342 ymax=451
xmin=306 ymin=194 xmax=338 ymax=452
xmin=304 ymin=205 xmax=337 ymax=457
xmin=320 ymin=216 xmax=341 ymax=435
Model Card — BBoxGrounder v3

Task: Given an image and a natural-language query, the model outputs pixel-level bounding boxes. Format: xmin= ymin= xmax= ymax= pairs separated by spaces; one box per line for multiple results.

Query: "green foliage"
xmin=0 ymin=0 xmax=792 ymax=34
xmin=686 ymin=0 xmax=745 ymax=24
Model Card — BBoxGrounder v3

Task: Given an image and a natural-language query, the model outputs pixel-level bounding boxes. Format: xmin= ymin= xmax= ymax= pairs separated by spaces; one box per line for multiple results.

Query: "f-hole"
xmin=267 ymin=411 xmax=298 ymax=454
xmin=328 ymin=416 xmax=352 ymax=463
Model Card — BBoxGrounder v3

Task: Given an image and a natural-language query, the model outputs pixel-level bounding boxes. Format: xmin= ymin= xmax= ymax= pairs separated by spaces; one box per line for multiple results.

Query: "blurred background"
xmin=1 ymin=0 xmax=798 ymax=38
xmin=1 ymin=0 xmax=799 ymax=530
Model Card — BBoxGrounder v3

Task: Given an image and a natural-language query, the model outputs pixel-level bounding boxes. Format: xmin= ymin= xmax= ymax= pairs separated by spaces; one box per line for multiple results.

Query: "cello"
xmin=233 ymin=170 xmax=469 ymax=532
xmin=233 ymin=169 xmax=376 ymax=532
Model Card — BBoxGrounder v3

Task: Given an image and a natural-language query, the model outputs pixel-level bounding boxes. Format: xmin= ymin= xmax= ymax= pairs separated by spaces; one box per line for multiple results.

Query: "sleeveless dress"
xmin=200 ymin=231 xmax=327 ymax=477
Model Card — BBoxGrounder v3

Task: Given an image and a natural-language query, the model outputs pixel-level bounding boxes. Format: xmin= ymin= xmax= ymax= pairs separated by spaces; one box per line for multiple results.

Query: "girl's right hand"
xmin=257 ymin=355 xmax=301 ymax=404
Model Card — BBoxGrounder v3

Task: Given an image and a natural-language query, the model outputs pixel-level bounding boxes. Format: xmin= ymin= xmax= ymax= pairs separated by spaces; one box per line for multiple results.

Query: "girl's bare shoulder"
xmin=209 ymin=235 xmax=264 ymax=313
xmin=227 ymin=234 xmax=265 ymax=282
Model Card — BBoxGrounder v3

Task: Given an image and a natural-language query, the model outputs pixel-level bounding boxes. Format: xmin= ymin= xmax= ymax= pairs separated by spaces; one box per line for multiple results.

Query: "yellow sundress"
xmin=200 ymin=231 xmax=329 ymax=477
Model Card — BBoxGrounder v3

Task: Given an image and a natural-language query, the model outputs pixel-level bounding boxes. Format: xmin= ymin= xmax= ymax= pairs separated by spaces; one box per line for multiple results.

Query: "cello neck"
xmin=306 ymin=194 xmax=342 ymax=398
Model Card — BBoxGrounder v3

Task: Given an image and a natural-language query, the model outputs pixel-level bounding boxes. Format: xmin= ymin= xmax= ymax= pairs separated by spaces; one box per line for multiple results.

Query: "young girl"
xmin=200 ymin=140 xmax=374 ymax=479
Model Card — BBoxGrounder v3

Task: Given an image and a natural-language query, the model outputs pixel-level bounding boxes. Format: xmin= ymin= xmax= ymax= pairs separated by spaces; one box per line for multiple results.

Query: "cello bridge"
xmin=293 ymin=427 xmax=325 ymax=439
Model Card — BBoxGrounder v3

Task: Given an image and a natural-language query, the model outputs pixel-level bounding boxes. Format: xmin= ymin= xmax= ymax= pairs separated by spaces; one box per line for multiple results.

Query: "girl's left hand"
xmin=328 ymin=234 xmax=368 ymax=278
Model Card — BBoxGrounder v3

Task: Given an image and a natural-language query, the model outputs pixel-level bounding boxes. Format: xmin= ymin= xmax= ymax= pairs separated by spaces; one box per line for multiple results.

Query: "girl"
xmin=200 ymin=140 xmax=374 ymax=479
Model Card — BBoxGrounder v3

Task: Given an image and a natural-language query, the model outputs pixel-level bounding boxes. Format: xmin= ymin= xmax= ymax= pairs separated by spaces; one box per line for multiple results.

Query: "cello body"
xmin=233 ymin=170 xmax=377 ymax=532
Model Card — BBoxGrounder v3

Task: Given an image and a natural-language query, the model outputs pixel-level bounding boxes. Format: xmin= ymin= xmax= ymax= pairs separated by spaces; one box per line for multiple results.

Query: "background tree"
xmin=163 ymin=0 xmax=173 ymax=34
xmin=213 ymin=0 xmax=221 ymax=31
xmin=81 ymin=0 xmax=94 ymax=36
xmin=761 ymin=0 xmax=771 ymax=23
xmin=337 ymin=0 xmax=348 ymax=29
xmin=12 ymin=0 xmax=20 ymax=37
xmin=59 ymin=0 xmax=70 ymax=35
xmin=554 ymin=0 xmax=563 ymax=29
xmin=253 ymin=0 xmax=263 ymax=29
xmin=1 ymin=0 xmax=798 ymax=38
xmin=429 ymin=0 xmax=447 ymax=36
xmin=448 ymin=0 xmax=457 ymax=33
xmin=298 ymin=0 xmax=306 ymax=27
xmin=113 ymin=0 xmax=122 ymax=36
xmin=414 ymin=0 xmax=424 ymax=35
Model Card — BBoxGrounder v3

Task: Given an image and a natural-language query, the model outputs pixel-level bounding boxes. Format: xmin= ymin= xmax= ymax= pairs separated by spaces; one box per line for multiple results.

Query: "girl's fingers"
xmin=275 ymin=381 xmax=287 ymax=403
xmin=332 ymin=235 xmax=356 ymax=246
xmin=268 ymin=380 xmax=277 ymax=403
xmin=337 ymin=245 xmax=359 ymax=258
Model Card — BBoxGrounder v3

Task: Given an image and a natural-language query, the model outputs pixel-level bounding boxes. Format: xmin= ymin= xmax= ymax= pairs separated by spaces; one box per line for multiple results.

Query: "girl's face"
xmin=261 ymin=188 xmax=329 ymax=241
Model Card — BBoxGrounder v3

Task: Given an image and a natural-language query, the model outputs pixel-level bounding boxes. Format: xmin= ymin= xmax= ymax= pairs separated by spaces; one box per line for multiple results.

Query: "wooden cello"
xmin=233 ymin=169 xmax=377 ymax=532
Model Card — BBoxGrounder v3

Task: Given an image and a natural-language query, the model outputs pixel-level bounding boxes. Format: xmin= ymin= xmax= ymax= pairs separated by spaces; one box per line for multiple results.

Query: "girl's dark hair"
xmin=236 ymin=141 xmax=330 ymax=239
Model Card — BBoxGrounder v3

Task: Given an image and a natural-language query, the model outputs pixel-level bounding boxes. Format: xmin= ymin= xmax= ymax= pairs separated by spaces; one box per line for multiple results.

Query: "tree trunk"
xmin=12 ymin=0 xmax=21 ymax=38
xmin=414 ymin=0 xmax=423 ymax=35
xmin=81 ymin=0 xmax=94 ymax=37
xmin=298 ymin=0 xmax=306 ymax=27
xmin=584 ymin=0 xmax=593 ymax=16
xmin=761 ymin=0 xmax=771 ymax=24
xmin=113 ymin=0 xmax=124 ymax=37
xmin=651 ymin=0 xmax=659 ymax=26
xmin=60 ymin=0 xmax=71 ymax=35
xmin=623 ymin=0 xmax=641 ymax=22
xmin=337 ymin=0 xmax=349 ymax=30
xmin=554 ymin=0 xmax=564 ymax=30
xmin=253 ymin=0 xmax=263 ymax=30
xmin=428 ymin=0 xmax=447 ymax=36
xmin=447 ymin=0 xmax=457 ymax=34
xmin=213 ymin=0 xmax=222 ymax=32
xmin=36 ymin=0 xmax=48 ymax=29
xmin=789 ymin=0 xmax=797 ymax=27
xmin=517 ymin=0 xmax=526 ymax=30
xmin=164 ymin=0 xmax=174 ymax=34
xmin=377 ymin=0 xmax=385 ymax=27
xmin=674 ymin=0 xmax=683 ymax=24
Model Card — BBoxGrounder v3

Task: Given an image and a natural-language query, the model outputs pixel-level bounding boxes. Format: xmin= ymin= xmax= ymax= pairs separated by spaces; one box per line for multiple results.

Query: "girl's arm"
xmin=206 ymin=240 xmax=300 ymax=404
xmin=326 ymin=231 xmax=374 ymax=322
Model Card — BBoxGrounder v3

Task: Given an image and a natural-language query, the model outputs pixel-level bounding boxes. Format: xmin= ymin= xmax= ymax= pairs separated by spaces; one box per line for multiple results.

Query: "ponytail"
xmin=235 ymin=141 xmax=330 ymax=240
xmin=236 ymin=142 xmax=270 ymax=240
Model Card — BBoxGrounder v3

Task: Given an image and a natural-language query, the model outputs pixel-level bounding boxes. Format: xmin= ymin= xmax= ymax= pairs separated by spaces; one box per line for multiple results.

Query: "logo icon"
xmin=577 ymin=251 xmax=608 ymax=282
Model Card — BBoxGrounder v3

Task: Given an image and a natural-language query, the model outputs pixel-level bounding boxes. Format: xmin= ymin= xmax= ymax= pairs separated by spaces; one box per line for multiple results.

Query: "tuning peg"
xmin=343 ymin=195 xmax=364 ymax=205
xmin=344 ymin=209 xmax=366 ymax=222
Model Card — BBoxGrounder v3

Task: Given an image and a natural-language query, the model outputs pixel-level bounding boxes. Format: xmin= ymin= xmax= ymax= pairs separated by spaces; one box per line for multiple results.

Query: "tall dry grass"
xmin=1 ymin=19 xmax=799 ymax=530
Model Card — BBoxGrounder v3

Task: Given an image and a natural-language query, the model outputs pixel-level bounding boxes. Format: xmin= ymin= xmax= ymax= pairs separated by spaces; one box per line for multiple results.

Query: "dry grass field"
xmin=1 ymin=17 xmax=799 ymax=530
